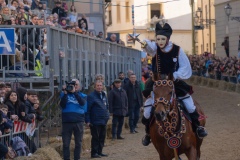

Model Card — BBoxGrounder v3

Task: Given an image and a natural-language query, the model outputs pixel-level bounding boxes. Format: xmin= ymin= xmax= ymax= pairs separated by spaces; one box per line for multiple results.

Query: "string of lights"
xmin=72 ymin=0 xmax=180 ymax=8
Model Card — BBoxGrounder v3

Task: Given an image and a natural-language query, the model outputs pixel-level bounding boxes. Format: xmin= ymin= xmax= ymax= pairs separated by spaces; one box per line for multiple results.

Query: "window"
xmin=150 ymin=3 xmax=162 ymax=19
xmin=126 ymin=2 xmax=130 ymax=22
xmin=107 ymin=5 xmax=112 ymax=25
xmin=213 ymin=43 xmax=216 ymax=54
xmin=117 ymin=3 xmax=121 ymax=23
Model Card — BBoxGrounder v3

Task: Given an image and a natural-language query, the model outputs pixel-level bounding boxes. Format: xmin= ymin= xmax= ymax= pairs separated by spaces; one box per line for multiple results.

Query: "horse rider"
xmin=141 ymin=22 xmax=208 ymax=146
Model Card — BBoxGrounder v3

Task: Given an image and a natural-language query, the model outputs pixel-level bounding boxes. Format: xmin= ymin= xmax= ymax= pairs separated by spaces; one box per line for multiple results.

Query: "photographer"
xmin=60 ymin=79 xmax=87 ymax=160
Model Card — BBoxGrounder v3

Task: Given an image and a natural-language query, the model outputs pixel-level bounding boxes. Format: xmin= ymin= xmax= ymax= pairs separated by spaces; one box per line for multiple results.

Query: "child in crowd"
xmin=0 ymin=104 xmax=13 ymax=135
xmin=5 ymin=83 xmax=12 ymax=94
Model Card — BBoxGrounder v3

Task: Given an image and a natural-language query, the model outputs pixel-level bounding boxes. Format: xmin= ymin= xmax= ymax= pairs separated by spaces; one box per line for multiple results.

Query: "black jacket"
xmin=108 ymin=87 xmax=128 ymax=116
xmin=25 ymin=100 xmax=36 ymax=120
xmin=123 ymin=81 xmax=143 ymax=108
xmin=5 ymin=100 xmax=24 ymax=118
xmin=5 ymin=100 xmax=32 ymax=123
xmin=22 ymin=23 xmax=41 ymax=50
xmin=52 ymin=7 xmax=67 ymax=20
xmin=145 ymin=78 xmax=154 ymax=90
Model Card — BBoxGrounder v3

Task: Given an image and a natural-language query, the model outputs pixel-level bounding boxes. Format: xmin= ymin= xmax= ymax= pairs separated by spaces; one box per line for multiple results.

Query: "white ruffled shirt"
xmin=143 ymin=40 xmax=192 ymax=80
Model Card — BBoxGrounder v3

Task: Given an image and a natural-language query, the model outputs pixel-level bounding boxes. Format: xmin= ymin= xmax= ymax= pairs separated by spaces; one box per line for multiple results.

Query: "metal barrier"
xmin=0 ymin=25 xmax=142 ymax=88
xmin=0 ymin=25 xmax=141 ymax=155
xmin=48 ymin=27 xmax=142 ymax=89
xmin=0 ymin=128 xmax=39 ymax=158
xmin=0 ymin=25 xmax=141 ymax=118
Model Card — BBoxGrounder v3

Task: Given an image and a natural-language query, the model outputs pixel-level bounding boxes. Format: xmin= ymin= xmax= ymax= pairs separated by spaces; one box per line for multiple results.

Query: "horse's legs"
xmin=196 ymin=146 xmax=201 ymax=160
xmin=185 ymin=146 xmax=197 ymax=160
xmin=159 ymin=154 xmax=173 ymax=160
xmin=196 ymin=139 xmax=203 ymax=159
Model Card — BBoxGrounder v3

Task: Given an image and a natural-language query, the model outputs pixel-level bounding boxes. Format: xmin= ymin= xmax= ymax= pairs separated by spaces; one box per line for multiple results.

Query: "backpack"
xmin=11 ymin=136 xmax=31 ymax=156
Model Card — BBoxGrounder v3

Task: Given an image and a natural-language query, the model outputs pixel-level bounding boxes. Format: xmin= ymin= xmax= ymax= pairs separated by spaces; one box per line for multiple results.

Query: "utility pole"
xmin=201 ymin=0 xmax=204 ymax=53
xmin=191 ymin=0 xmax=196 ymax=54
xmin=102 ymin=0 xmax=106 ymax=38
xmin=209 ymin=0 xmax=212 ymax=53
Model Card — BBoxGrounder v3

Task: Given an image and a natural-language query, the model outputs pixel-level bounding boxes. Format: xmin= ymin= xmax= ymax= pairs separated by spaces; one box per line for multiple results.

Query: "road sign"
xmin=0 ymin=28 xmax=15 ymax=55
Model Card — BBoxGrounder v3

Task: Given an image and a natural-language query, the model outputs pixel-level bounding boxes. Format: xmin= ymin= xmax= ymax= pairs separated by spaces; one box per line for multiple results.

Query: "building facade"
xmin=106 ymin=0 xmax=193 ymax=54
xmin=195 ymin=0 xmax=216 ymax=55
xmin=215 ymin=0 xmax=240 ymax=57
xmin=65 ymin=0 xmax=104 ymax=35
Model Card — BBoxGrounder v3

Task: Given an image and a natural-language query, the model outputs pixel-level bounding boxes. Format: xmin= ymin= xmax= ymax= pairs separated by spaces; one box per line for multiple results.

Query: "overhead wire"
xmin=72 ymin=0 xmax=180 ymax=8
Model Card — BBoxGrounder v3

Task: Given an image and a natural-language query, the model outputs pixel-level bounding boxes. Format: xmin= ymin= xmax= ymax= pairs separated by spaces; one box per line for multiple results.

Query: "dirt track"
xmin=79 ymin=85 xmax=240 ymax=160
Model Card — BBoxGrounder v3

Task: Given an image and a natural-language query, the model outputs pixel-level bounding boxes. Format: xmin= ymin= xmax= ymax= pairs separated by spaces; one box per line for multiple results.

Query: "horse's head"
xmin=153 ymin=79 xmax=174 ymax=122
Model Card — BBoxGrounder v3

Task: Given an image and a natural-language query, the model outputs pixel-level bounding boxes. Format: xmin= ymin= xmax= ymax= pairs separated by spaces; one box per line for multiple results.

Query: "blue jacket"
xmin=0 ymin=112 xmax=13 ymax=134
xmin=85 ymin=91 xmax=109 ymax=125
xmin=60 ymin=91 xmax=87 ymax=123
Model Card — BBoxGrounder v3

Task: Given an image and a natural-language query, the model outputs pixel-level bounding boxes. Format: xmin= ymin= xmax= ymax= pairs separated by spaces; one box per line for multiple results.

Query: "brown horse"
xmin=149 ymin=79 xmax=206 ymax=160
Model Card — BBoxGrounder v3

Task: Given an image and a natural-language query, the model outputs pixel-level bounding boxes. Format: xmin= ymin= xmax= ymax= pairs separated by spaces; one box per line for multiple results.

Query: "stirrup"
xmin=142 ymin=135 xmax=151 ymax=146
xmin=196 ymin=126 xmax=208 ymax=139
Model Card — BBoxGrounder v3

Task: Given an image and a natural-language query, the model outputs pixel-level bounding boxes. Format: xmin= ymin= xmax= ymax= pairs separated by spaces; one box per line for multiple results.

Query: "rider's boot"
xmin=189 ymin=109 xmax=208 ymax=138
xmin=142 ymin=117 xmax=151 ymax=146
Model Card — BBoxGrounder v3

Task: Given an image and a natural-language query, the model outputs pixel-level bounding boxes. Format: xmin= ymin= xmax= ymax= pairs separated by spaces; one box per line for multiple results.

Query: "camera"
xmin=65 ymin=81 xmax=76 ymax=92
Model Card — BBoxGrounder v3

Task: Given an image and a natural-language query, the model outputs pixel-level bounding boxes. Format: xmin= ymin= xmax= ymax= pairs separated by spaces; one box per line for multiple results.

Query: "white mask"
xmin=156 ymin=35 xmax=168 ymax=49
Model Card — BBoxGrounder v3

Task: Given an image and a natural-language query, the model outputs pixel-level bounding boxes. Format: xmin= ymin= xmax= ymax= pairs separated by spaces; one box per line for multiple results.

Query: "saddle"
xmin=177 ymin=99 xmax=192 ymax=123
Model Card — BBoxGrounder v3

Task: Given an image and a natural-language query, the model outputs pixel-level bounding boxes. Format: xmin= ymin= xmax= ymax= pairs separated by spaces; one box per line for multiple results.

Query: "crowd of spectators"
xmin=0 ymin=82 xmax=44 ymax=158
xmin=60 ymin=70 xmax=143 ymax=159
xmin=0 ymin=0 xmax=99 ymax=36
xmin=0 ymin=0 xmax=127 ymax=78
xmin=141 ymin=52 xmax=240 ymax=84
xmin=189 ymin=53 xmax=240 ymax=83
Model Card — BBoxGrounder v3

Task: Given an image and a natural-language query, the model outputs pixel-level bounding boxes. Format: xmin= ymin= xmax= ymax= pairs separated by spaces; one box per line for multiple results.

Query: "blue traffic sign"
xmin=0 ymin=28 xmax=15 ymax=55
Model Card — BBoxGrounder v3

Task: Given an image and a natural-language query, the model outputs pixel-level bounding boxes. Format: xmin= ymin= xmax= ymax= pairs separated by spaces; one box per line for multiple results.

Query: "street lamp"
xmin=194 ymin=14 xmax=199 ymax=25
xmin=224 ymin=3 xmax=232 ymax=21
xmin=194 ymin=8 xmax=204 ymax=30
xmin=224 ymin=3 xmax=240 ymax=22
xmin=196 ymin=7 xmax=202 ymax=19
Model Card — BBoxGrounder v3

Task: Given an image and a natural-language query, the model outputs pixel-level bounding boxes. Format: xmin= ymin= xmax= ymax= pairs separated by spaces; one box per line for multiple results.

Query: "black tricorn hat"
xmin=155 ymin=23 xmax=172 ymax=39
xmin=142 ymin=88 xmax=152 ymax=99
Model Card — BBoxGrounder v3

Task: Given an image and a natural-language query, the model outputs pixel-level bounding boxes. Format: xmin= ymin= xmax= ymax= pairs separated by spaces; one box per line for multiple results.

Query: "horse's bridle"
xmin=153 ymin=80 xmax=175 ymax=115
xmin=153 ymin=97 xmax=171 ymax=114
xmin=153 ymin=80 xmax=174 ymax=114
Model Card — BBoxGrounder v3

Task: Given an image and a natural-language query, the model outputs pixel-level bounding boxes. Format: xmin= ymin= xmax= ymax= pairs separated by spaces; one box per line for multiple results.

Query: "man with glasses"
xmin=60 ymin=79 xmax=87 ymax=160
